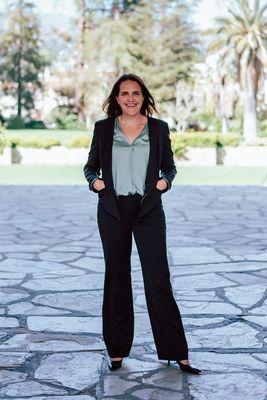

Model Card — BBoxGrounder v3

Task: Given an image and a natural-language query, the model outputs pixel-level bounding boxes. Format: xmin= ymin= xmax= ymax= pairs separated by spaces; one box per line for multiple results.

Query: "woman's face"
xmin=116 ymin=80 xmax=144 ymax=116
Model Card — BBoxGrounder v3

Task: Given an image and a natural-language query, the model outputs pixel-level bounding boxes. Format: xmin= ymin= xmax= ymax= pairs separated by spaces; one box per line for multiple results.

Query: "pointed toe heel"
xmin=167 ymin=359 xmax=201 ymax=374
xmin=108 ymin=358 xmax=123 ymax=370
xmin=177 ymin=360 xmax=201 ymax=374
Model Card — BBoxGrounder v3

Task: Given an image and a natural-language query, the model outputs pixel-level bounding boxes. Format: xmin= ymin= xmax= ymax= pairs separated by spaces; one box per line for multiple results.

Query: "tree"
xmin=126 ymin=0 xmax=200 ymax=118
xmin=208 ymin=0 xmax=267 ymax=142
xmin=72 ymin=0 xmax=199 ymax=123
xmin=73 ymin=0 xmax=140 ymax=123
xmin=0 ymin=0 xmax=48 ymax=118
xmin=213 ymin=67 xmax=239 ymax=134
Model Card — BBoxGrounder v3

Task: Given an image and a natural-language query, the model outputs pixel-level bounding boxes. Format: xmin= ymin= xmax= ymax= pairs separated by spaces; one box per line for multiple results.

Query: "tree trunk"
xmin=17 ymin=56 xmax=22 ymax=117
xmin=112 ymin=0 xmax=120 ymax=20
xmin=243 ymin=65 xmax=258 ymax=142
xmin=221 ymin=116 xmax=228 ymax=134
xmin=75 ymin=0 xmax=86 ymax=123
xmin=17 ymin=1 xmax=23 ymax=117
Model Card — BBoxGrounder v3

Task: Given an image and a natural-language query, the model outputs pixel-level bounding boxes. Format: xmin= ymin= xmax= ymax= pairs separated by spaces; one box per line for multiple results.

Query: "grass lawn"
xmin=174 ymin=166 xmax=267 ymax=185
xmin=0 ymin=165 xmax=266 ymax=185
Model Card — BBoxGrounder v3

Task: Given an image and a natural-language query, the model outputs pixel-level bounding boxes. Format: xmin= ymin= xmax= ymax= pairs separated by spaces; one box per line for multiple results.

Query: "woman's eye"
xmin=120 ymin=92 xmax=141 ymax=96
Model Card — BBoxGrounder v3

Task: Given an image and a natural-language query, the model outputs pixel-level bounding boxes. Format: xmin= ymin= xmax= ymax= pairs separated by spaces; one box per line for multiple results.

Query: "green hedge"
xmin=171 ymin=132 xmax=241 ymax=146
xmin=6 ymin=135 xmax=61 ymax=149
xmin=0 ymin=135 xmax=5 ymax=155
xmin=65 ymin=136 xmax=90 ymax=148
xmin=6 ymin=116 xmax=26 ymax=129
xmin=0 ymin=131 xmax=246 ymax=154
xmin=170 ymin=132 xmax=242 ymax=158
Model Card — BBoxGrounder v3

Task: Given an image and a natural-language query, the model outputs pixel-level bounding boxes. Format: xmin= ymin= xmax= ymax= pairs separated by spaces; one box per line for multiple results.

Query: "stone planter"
xmin=175 ymin=147 xmax=217 ymax=166
xmin=2 ymin=146 xmax=89 ymax=165
xmin=175 ymin=146 xmax=267 ymax=167
xmin=0 ymin=147 xmax=12 ymax=165
xmin=219 ymin=146 xmax=267 ymax=166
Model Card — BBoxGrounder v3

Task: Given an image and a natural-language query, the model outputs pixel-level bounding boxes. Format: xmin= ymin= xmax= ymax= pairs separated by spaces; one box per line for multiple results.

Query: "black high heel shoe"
xmin=167 ymin=359 xmax=201 ymax=374
xmin=108 ymin=358 xmax=123 ymax=370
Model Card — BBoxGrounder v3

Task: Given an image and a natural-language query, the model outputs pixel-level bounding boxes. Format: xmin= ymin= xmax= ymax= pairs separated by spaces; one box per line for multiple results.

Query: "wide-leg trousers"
xmin=97 ymin=192 xmax=189 ymax=360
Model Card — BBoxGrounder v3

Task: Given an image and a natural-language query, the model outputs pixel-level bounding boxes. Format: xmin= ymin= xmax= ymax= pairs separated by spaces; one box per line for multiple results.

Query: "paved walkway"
xmin=0 ymin=185 xmax=266 ymax=400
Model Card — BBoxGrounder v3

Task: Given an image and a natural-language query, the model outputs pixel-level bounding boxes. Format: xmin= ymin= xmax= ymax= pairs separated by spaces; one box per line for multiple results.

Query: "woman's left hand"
xmin=156 ymin=179 xmax=168 ymax=191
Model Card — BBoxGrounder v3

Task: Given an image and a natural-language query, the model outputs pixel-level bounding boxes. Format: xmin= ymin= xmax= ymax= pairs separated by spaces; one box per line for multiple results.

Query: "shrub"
xmin=0 ymin=114 xmax=5 ymax=125
xmin=7 ymin=116 xmax=26 ymax=129
xmin=6 ymin=135 xmax=60 ymax=149
xmin=170 ymin=132 xmax=242 ymax=158
xmin=48 ymin=105 xmax=86 ymax=130
xmin=25 ymin=120 xmax=47 ymax=129
xmin=0 ymin=122 xmax=5 ymax=134
xmin=66 ymin=136 xmax=91 ymax=148
xmin=259 ymin=120 xmax=267 ymax=137
xmin=0 ymin=126 xmax=6 ymax=154
xmin=189 ymin=112 xmax=221 ymax=132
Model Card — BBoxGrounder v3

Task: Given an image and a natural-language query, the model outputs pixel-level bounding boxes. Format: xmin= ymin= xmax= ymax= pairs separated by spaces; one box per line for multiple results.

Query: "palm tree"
xmin=208 ymin=0 xmax=267 ymax=142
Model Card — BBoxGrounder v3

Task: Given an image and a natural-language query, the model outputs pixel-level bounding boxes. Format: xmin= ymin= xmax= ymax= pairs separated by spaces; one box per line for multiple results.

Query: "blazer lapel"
xmin=145 ymin=116 xmax=158 ymax=191
xmin=101 ymin=117 xmax=115 ymax=190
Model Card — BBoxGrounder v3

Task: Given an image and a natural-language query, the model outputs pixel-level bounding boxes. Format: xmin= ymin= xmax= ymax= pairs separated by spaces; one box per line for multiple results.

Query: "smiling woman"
xmin=83 ymin=73 xmax=201 ymax=374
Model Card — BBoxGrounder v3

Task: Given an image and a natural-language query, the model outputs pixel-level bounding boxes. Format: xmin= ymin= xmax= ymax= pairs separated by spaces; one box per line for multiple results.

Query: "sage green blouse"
xmin=112 ymin=117 xmax=150 ymax=196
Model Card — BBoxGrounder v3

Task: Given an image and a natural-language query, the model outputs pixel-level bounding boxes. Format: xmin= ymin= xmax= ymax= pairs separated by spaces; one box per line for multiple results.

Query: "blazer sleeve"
xmin=83 ymin=122 xmax=102 ymax=193
xmin=159 ymin=122 xmax=177 ymax=193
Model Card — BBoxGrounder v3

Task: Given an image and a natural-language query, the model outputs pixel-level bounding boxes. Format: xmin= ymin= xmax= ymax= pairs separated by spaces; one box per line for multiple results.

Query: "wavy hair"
xmin=102 ymin=73 xmax=158 ymax=118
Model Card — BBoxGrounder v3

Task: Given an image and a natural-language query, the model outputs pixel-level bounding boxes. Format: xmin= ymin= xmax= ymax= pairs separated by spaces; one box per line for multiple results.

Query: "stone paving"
xmin=0 ymin=184 xmax=266 ymax=400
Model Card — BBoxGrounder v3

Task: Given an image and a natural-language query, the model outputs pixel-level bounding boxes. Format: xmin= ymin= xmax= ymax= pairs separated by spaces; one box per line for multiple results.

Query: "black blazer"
xmin=83 ymin=116 xmax=177 ymax=220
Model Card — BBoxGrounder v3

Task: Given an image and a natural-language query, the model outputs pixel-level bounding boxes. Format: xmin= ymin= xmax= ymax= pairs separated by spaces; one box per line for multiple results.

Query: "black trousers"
xmin=97 ymin=193 xmax=189 ymax=360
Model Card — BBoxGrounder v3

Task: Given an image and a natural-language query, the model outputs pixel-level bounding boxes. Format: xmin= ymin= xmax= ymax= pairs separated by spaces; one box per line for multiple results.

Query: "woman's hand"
xmin=93 ymin=179 xmax=105 ymax=191
xmin=156 ymin=179 xmax=168 ymax=191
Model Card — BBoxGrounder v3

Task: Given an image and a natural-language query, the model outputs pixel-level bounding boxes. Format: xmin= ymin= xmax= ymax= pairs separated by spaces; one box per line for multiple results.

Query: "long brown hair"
xmin=102 ymin=73 xmax=158 ymax=118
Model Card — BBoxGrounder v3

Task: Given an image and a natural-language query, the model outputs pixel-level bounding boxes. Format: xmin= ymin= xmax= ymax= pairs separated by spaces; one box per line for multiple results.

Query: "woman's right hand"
xmin=93 ymin=179 xmax=105 ymax=191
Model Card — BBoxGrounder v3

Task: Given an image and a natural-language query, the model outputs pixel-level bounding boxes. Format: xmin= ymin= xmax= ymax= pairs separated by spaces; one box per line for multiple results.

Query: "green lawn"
xmin=0 ymin=165 xmax=266 ymax=185
xmin=174 ymin=166 xmax=267 ymax=185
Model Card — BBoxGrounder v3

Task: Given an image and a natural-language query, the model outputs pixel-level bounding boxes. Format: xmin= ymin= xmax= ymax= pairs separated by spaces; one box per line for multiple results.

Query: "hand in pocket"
xmin=93 ymin=179 xmax=105 ymax=191
xmin=156 ymin=179 xmax=167 ymax=191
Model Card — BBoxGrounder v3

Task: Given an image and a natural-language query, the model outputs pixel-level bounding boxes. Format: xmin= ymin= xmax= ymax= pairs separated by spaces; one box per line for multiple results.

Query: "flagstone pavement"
xmin=0 ymin=185 xmax=266 ymax=400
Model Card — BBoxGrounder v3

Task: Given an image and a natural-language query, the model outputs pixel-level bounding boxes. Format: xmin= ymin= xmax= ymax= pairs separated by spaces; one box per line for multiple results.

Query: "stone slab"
xmin=35 ymin=352 xmax=103 ymax=391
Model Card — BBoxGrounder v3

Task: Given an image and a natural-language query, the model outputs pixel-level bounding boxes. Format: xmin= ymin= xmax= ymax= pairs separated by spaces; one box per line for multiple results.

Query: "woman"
xmin=83 ymin=73 xmax=201 ymax=374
